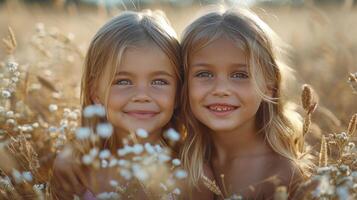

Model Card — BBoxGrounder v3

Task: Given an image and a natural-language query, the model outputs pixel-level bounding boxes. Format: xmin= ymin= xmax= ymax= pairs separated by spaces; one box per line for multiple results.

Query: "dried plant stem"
xmin=318 ymin=136 xmax=328 ymax=167
xmin=2 ymin=26 xmax=17 ymax=55
xmin=347 ymin=113 xmax=357 ymax=136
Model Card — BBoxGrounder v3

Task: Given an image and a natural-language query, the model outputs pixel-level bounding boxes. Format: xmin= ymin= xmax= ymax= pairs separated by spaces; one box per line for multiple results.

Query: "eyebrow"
xmin=191 ymin=63 xmax=248 ymax=69
xmin=115 ymin=70 xmax=175 ymax=78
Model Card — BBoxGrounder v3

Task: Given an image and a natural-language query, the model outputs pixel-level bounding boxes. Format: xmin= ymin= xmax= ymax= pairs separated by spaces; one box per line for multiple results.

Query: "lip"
xmin=124 ymin=110 xmax=159 ymax=119
xmin=205 ymin=103 xmax=239 ymax=117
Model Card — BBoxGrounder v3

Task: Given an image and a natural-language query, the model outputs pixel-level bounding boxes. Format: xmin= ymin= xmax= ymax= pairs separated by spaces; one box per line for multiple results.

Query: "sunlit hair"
xmin=180 ymin=7 xmax=313 ymax=188
xmin=80 ymin=10 xmax=183 ymax=150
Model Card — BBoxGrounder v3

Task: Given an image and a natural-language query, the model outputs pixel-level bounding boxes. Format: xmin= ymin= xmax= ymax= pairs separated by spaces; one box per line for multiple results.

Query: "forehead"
xmin=189 ymin=36 xmax=247 ymax=66
xmin=118 ymin=43 xmax=175 ymax=75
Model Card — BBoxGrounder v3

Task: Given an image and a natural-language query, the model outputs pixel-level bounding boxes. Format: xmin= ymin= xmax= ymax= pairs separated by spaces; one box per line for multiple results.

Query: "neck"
xmin=210 ymin=119 xmax=273 ymax=164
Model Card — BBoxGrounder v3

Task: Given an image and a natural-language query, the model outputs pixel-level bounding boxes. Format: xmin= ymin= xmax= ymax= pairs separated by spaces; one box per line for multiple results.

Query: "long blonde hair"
xmin=80 ymin=10 xmax=183 ymax=150
xmin=180 ymin=7 xmax=313 ymax=187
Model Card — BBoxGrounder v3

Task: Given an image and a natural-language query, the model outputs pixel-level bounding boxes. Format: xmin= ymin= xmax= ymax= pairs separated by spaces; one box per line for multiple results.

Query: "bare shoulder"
xmin=271 ymin=156 xmax=304 ymax=194
xmin=181 ymin=163 xmax=215 ymax=200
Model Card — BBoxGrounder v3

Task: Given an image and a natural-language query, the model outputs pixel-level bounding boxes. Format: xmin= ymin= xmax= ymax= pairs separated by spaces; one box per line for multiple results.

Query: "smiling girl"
xmin=51 ymin=10 xmax=184 ymax=199
xmin=180 ymin=7 xmax=313 ymax=199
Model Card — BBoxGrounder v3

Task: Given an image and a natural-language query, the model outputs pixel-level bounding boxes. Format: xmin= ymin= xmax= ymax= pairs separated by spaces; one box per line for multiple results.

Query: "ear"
xmin=90 ymin=90 xmax=102 ymax=105
xmin=266 ymin=85 xmax=275 ymax=98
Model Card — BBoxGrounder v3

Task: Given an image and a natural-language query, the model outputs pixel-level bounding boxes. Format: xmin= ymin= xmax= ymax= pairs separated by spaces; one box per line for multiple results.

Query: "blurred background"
xmin=1 ymin=0 xmax=357 ymax=144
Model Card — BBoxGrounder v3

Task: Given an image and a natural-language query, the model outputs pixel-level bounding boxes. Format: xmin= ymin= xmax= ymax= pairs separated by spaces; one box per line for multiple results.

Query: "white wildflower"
xmin=96 ymin=192 xmax=120 ymax=200
xmin=1 ymin=90 xmax=11 ymax=98
xmin=132 ymin=144 xmax=144 ymax=155
xmin=89 ymin=148 xmax=99 ymax=157
xmin=136 ymin=128 xmax=148 ymax=138
xmin=12 ymin=169 xmax=22 ymax=183
xmin=48 ymin=104 xmax=58 ymax=112
xmin=172 ymin=159 xmax=181 ymax=166
xmin=172 ymin=188 xmax=181 ymax=195
xmin=82 ymin=155 xmax=93 ymax=165
xmin=75 ymin=127 xmax=91 ymax=140
xmin=134 ymin=169 xmax=148 ymax=181
xmin=101 ymin=160 xmax=108 ymax=168
xmin=6 ymin=61 xmax=18 ymax=72
xmin=117 ymin=159 xmax=129 ymax=167
xmin=22 ymin=171 xmax=33 ymax=182
xmin=144 ymin=143 xmax=155 ymax=154
xmin=158 ymin=154 xmax=171 ymax=163
xmin=120 ymin=169 xmax=132 ymax=180
xmin=99 ymin=149 xmax=111 ymax=159
xmin=164 ymin=128 xmax=180 ymax=142
xmin=97 ymin=123 xmax=113 ymax=138
xmin=109 ymin=180 xmax=118 ymax=187
xmin=174 ymin=169 xmax=187 ymax=179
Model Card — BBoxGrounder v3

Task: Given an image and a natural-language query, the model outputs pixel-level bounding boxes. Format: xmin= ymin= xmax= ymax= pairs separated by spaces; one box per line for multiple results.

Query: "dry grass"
xmin=0 ymin=1 xmax=356 ymax=199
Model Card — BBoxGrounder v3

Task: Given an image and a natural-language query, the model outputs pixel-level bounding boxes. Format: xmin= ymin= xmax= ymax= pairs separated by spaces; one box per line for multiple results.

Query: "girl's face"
xmin=188 ymin=37 xmax=262 ymax=133
xmin=96 ymin=44 xmax=177 ymax=135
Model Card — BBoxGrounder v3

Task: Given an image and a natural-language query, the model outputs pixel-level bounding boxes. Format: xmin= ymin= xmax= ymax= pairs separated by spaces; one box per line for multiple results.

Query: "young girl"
xmin=180 ymin=7 xmax=313 ymax=200
xmin=51 ymin=10 xmax=187 ymax=199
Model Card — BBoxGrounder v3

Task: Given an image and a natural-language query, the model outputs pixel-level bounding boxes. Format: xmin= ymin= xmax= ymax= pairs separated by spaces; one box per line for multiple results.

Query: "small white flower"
xmin=96 ymin=192 xmax=120 ymax=200
xmin=172 ymin=188 xmax=181 ymax=195
xmin=101 ymin=159 xmax=108 ymax=168
xmin=94 ymin=104 xmax=106 ymax=117
xmin=134 ymin=169 xmax=149 ymax=181
xmin=158 ymin=154 xmax=171 ymax=163
xmin=109 ymin=180 xmax=118 ymax=187
xmin=144 ymin=143 xmax=155 ymax=154
xmin=117 ymin=159 xmax=129 ymax=167
xmin=89 ymin=148 xmax=99 ymax=157
xmin=120 ymin=169 xmax=132 ymax=180
xmin=1 ymin=90 xmax=11 ymax=98
xmin=83 ymin=105 xmax=96 ymax=118
xmin=136 ymin=128 xmax=148 ymax=138
xmin=97 ymin=123 xmax=113 ymax=138
xmin=109 ymin=159 xmax=117 ymax=167
xmin=175 ymin=170 xmax=187 ymax=179
xmin=99 ymin=149 xmax=111 ymax=159
xmin=75 ymin=127 xmax=91 ymax=140
xmin=6 ymin=61 xmax=18 ymax=72
xmin=132 ymin=144 xmax=144 ymax=155
xmin=12 ymin=169 xmax=22 ymax=183
xmin=172 ymin=159 xmax=181 ymax=166
xmin=32 ymin=122 xmax=39 ymax=128
xmin=82 ymin=155 xmax=93 ymax=165
xmin=165 ymin=128 xmax=180 ymax=142
xmin=33 ymin=184 xmax=45 ymax=191
xmin=117 ymin=145 xmax=133 ymax=156
xmin=22 ymin=171 xmax=33 ymax=182
xmin=48 ymin=104 xmax=58 ymax=112
xmin=154 ymin=144 xmax=163 ymax=153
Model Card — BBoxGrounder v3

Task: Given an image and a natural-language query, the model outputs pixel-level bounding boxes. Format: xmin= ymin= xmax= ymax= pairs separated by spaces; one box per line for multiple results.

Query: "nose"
xmin=211 ymin=76 xmax=231 ymax=97
xmin=131 ymin=86 xmax=151 ymax=103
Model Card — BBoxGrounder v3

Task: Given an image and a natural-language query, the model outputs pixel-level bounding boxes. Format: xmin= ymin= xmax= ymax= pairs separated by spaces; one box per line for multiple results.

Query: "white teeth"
xmin=209 ymin=105 xmax=235 ymax=112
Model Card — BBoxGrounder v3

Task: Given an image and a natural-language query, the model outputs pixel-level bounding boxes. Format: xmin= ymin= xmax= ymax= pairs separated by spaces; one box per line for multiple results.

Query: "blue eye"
xmin=115 ymin=79 xmax=132 ymax=85
xmin=195 ymin=71 xmax=213 ymax=78
xmin=152 ymin=79 xmax=168 ymax=85
xmin=231 ymin=72 xmax=249 ymax=79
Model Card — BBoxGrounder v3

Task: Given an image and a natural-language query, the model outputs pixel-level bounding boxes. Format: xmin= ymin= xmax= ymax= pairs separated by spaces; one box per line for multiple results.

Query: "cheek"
xmin=107 ymin=88 xmax=130 ymax=109
xmin=188 ymin=80 xmax=208 ymax=104
xmin=154 ymin=87 xmax=176 ymax=109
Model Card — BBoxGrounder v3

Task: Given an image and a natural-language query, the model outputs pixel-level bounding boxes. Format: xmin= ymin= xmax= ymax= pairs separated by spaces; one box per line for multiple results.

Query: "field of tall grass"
xmin=0 ymin=0 xmax=356 ymax=199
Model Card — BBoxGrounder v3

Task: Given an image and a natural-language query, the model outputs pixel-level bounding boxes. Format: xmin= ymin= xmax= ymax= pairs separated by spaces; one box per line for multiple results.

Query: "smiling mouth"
xmin=206 ymin=104 xmax=238 ymax=116
xmin=124 ymin=110 xmax=159 ymax=119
